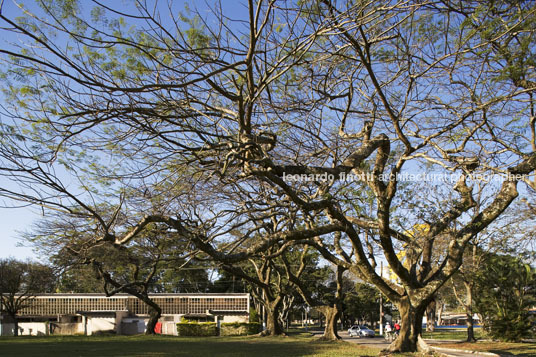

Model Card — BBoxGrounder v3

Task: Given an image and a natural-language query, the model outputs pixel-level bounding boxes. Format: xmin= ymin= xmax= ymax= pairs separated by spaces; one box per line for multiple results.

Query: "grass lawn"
xmin=434 ymin=341 xmax=536 ymax=356
xmin=421 ymin=328 xmax=536 ymax=355
xmin=0 ymin=333 xmax=381 ymax=357
xmin=421 ymin=327 xmax=485 ymax=340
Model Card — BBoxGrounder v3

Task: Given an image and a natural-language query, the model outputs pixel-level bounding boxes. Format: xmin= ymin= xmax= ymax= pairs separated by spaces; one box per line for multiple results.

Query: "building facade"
xmin=0 ymin=293 xmax=250 ymax=336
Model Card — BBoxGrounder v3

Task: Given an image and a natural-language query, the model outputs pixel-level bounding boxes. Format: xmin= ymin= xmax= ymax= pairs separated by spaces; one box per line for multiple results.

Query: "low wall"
xmin=121 ymin=322 xmax=144 ymax=335
xmin=50 ymin=322 xmax=84 ymax=335
xmin=88 ymin=317 xmax=116 ymax=335
xmin=19 ymin=322 xmax=48 ymax=336
xmin=1 ymin=323 xmax=15 ymax=336
xmin=221 ymin=315 xmax=249 ymax=323
xmin=121 ymin=318 xmax=147 ymax=335
xmin=1 ymin=322 xmax=48 ymax=336
xmin=161 ymin=322 xmax=178 ymax=336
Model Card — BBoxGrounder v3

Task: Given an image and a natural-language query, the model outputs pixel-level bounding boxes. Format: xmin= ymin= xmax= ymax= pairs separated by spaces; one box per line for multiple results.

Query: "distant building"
xmin=0 ymin=293 xmax=249 ymax=336
xmin=424 ymin=313 xmax=480 ymax=327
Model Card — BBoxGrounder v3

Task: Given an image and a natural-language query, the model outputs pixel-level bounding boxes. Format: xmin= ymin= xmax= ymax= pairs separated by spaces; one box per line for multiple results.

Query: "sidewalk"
xmin=423 ymin=338 xmax=503 ymax=357
xmin=340 ymin=332 xmax=500 ymax=357
xmin=428 ymin=343 xmax=499 ymax=357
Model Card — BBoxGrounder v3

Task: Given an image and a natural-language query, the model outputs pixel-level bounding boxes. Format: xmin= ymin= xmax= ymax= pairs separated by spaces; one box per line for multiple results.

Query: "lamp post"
xmin=305 ymin=306 xmax=309 ymax=332
xmin=379 ymin=261 xmax=383 ymax=336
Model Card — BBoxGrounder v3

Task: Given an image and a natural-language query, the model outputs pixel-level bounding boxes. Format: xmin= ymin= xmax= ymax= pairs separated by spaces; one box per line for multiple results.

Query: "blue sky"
xmin=0 ymin=1 xmax=533 ymax=262
xmin=0 ymin=205 xmax=39 ymax=259
xmin=0 ymin=1 xmax=41 ymax=260
xmin=0 ymin=0 xmax=250 ymax=261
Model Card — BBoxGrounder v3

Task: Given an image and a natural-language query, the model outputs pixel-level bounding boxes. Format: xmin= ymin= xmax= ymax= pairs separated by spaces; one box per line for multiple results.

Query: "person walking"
xmin=394 ymin=321 xmax=401 ymax=336
xmin=384 ymin=322 xmax=393 ymax=341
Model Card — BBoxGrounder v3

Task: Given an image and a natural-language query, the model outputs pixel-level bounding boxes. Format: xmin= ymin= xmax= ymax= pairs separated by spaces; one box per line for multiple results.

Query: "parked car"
xmin=347 ymin=325 xmax=375 ymax=337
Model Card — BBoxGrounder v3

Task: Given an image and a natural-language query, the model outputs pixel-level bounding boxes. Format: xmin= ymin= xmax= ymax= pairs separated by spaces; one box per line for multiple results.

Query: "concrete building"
xmin=0 ymin=293 xmax=249 ymax=336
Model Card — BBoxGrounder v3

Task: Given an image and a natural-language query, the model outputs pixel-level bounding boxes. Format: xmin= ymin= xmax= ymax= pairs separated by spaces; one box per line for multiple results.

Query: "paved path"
xmin=308 ymin=328 xmax=495 ymax=357
xmin=339 ymin=332 xmax=389 ymax=348
xmin=432 ymin=349 xmax=483 ymax=357
xmin=429 ymin=346 xmax=496 ymax=357
xmin=336 ymin=331 xmax=495 ymax=357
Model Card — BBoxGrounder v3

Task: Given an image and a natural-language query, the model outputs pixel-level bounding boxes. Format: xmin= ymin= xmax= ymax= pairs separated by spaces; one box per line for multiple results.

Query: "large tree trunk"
xmin=141 ymin=296 xmax=162 ymax=335
xmin=466 ymin=311 xmax=476 ymax=342
xmin=437 ymin=302 xmax=444 ymax=326
xmin=464 ymin=282 xmax=477 ymax=342
xmin=318 ymin=305 xmax=341 ymax=341
xmin=426 ymin=299 xmax=436 ymax=332
xmin=262 ymin=297 xmax=285 ymax=336
xmin=11 ymin=313 xmax=19 ymax=337
xmin=388 ymin=297 xmax=429 ymax=353
xmin=278 ymin=295 xmax=294 ymax=332
xmin=265 ymin=305 xmax=284 ymax=336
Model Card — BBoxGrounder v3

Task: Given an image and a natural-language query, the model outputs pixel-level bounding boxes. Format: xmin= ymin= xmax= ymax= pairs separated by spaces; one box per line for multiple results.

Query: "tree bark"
xmin=466 ymin=311 xmax=476 ymax=342
xmin=141 ymin=297 xmax=162 ymax=335
xmin=318 ymin=305 xmax=341 ymax=341
xmin=10 ymin=313 xmax=19 ymax=337
xmin=426 ymin=299 xmax=436 ymax=332
xmin=437 ymin=302 xmax=444 ymax=326
xmin=264 ymin=303 xmax=285 ymax=336
xmin=278 ymin=295 xmax=294 ymax=332
xmin=388 ymin=297 xmax=429 ymax=353
xmin=258 ymin=295 xmax=285 ymax=336
xmin=464 ymin=282 xmax=477 ymax=342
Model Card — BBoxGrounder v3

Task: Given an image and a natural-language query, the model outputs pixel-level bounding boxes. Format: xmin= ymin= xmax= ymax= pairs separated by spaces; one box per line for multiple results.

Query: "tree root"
xmin=258 ymin=330 xmax=287 ymax=337
xmin=381 ymin=335 xmax=432 ymax=354
xmin=316 ymin=335 xmax=342 ymax=342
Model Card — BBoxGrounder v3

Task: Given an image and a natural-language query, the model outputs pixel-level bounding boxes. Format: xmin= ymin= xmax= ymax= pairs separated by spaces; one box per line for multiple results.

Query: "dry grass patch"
xmin=433 ymin=341 xmax=536 ymax=356
xmin=0 ymin=333 xmax=381 ymax=357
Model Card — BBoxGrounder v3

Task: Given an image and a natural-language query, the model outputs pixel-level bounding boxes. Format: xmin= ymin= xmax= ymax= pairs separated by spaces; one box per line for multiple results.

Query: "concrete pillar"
xmin=82 ymin=316 xmax=88 ymax=336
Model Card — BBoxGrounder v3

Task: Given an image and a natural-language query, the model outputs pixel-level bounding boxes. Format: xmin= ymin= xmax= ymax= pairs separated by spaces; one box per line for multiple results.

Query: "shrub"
xmin=220 ymin=322 xmax=261 ymax=336
xmin=91 ymin=330 xmax=116 ymax=336
xmin=176 ymin=320 xmax=217 ymax=337
xmin=249 ymin=308 xmax=260 ymax=323
xmin=475 ymin=254 xmax=536 ymax=342
xmin=482 ymin=313 xmax=534 ymax=342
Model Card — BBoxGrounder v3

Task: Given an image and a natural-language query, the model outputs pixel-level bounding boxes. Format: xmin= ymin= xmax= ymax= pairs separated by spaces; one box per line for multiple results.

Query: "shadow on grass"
xmin=0 ymin=334 xmax=380 ymax=357
xmin=437 ymin=341 xmax=536 ymax=357
xmin=487 ymin=346 xmax=536 ymax=357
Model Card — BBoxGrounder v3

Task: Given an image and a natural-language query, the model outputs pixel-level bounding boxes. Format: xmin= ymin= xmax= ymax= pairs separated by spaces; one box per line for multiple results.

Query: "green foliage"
xmin=343 ymin=283 xmax=382 ymax=326
xmin=467 ymin=1 xmax=536 ymax=87
xmin=249 ymin=308 xmax=260 ymax=323
xmin=1 ymin=0 xmax=535 ymax=352
xmin=176 ymin=320 xmax=218 ymax=337
xmin=178 ymin=6 xmax=212 ymax=51
xmin=53 ymin=264 xmax=102 ymax=293
xmin=474 ymin=253 xmax=536 ymax=342
xmin=0 ymin=258 xmax=56 ymax=320
xmin=208 ymin=269 xmax=248 ymax=294
xmin=220 ymin=322 xmax=261 ymax=336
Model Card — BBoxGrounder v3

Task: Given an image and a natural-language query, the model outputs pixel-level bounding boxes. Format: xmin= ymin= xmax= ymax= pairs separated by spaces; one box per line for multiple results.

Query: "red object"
xmin=154 ymin=322 xmax=162 ymax=334
xmin=394 ymin=323 xmax=400 ymax=331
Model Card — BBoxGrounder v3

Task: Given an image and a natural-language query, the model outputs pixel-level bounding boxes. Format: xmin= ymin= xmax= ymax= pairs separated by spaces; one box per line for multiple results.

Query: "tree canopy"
xmin=0 ymin=258 xmax=56 ymax=336
xmin=0 ymin=0 xmax=535 ymax=351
